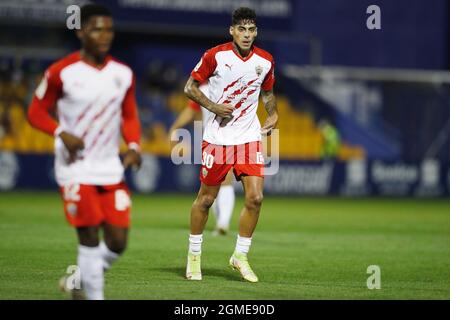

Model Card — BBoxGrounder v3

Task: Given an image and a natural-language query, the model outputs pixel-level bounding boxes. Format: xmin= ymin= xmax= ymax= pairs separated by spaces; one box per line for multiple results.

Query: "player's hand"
xmin=261 ymin=114 xmax=278 ymax=136
xmin=122 ymin=149 xmax=142 ymax=171
xmin=168 ymin=126 xmax=177 ymax=144
xmin=168 ymin=127 xmax=181 ymax=152
xmin=211 ymin=103 xmax=234 ymax=118
xmin=59 ymin=131 xmax=84 ymax=162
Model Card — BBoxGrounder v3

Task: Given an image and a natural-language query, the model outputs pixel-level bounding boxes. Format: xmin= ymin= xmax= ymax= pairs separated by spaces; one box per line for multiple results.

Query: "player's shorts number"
xmin=202 ymin=151 xmax=214 ymax=169
xmin=115 ymin=189 xmax=131 ymax=211
xmin=256 ymin=151 xmax=264 ymax=165
xmin=63 ymin=184 xmax=81 ymax=202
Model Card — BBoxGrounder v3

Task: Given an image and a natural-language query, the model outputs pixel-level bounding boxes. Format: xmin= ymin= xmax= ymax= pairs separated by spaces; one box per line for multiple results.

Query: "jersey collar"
xmin=77 ymin=51 xmax=112 ymax=71
xmin=230 ymin=42 xmax=254 ymax=62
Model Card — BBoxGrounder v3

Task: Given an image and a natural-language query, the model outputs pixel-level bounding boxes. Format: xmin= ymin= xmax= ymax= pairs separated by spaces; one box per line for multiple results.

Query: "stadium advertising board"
xmin=264 ymin=162 xmax=334 ymax=195
xmin=2 ymin=152 xmax=449 ymax=197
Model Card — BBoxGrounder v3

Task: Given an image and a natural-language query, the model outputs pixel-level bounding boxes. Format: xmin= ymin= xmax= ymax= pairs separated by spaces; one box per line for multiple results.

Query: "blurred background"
xmin=0 ymin=0 xmax=449 ymax=197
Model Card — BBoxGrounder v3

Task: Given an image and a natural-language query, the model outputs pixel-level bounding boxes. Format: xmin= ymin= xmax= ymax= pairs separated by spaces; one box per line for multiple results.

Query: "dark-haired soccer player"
xmin=184 ymin=7 xmax=278 ymax=282
xmin=27 ymin=4 xmax=141 ymax=299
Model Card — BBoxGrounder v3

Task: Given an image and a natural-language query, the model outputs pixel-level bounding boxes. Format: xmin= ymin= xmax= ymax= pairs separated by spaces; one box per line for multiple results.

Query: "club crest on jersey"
xmin=202 ymin=168 xmax=208 ymax=177
xmin=66 ymin=202 xmax=77 ymax=217
xmin=255 ymin=65 xmax=263 ymax=76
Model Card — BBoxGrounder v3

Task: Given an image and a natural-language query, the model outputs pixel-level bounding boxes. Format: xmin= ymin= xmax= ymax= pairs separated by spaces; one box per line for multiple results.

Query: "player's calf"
xmin=99 ymin=241 xmax=121 ymax=271
xmin=102 ymin=224 xmax=128 ymax=270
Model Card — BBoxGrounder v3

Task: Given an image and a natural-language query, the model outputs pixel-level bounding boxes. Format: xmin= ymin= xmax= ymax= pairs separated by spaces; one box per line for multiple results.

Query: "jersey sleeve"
xmin=262 ymin=59 xmax=275 ymax=91
xmin=191 ymin=49 xmax=217 ymax=83
xmin=121 ymin=75 xmax=141 ymax=149
xmin=187 ymin=99 xmax=201 ymax=112
xmin=27 ymin=67 xmax=62 ymax=136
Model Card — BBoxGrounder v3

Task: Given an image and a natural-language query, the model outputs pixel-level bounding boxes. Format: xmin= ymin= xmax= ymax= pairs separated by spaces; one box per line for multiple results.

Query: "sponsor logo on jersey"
xmin=202 ymin=168 xmax=208 ymax=177
xmin=225 ymin=63 xmax=233 ymax=71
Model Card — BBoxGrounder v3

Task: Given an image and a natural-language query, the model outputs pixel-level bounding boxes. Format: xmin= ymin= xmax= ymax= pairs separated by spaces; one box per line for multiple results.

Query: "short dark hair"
xmin=232 ymin=7 xmax=257 ymax=26
xmin=80 ymin=3 xmax=112 ymax=26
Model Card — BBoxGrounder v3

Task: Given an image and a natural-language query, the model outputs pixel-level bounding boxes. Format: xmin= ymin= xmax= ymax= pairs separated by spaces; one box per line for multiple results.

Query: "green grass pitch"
xmin=0 ymin=191 xmax=449 ymax=299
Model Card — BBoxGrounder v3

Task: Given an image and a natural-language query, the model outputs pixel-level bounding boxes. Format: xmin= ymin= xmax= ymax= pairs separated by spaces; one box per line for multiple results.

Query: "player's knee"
xmin=245 ymin=193 xmax=264 ymax=211
xmin=106 ymin=238 xmax=127 ymax=254
xmin=195 ymin=194 xmax=216 ymax=211
xmin=77 ymin=227 xmax=100 ymax=246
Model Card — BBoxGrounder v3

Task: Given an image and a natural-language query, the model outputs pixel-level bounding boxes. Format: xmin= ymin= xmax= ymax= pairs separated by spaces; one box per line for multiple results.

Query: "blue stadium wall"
xmin=1 ymin=152 xmax=449 ymax=197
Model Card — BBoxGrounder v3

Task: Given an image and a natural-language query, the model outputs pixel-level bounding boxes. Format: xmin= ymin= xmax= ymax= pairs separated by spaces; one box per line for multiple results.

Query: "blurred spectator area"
xmin=0 ymin=18 xmax=366 ymax=162
xmin=0 ymin=55 xmax=364 ymax=161
xmin=2 ymin=0 xmax=450 ymax=162
xmin=0 ymin=57 xmax=55 ymax=153
xmin=257 ymin=96 xmax=365 ymax=160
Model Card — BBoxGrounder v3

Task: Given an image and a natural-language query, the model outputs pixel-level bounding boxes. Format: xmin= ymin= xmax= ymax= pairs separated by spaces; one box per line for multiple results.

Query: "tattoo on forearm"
xmin=262 ymin=90 xmax=277 ymax=116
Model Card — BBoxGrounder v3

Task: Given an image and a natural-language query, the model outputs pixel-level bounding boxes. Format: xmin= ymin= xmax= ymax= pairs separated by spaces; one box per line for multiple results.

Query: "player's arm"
xmin=168 ymin=107 xmax=198 ymax=137
xmin=260 ymin=57 xmax=277 ymax=135
xmin=27 ymin=69 xmax=84 ymax=161
xmin=260 ymin=89 xmax=278 ymax=135
xmin=184 ymin=77 xmax=233 ymax=118
xmin=185 ymin=49 xmax=233 ymax=118
xmin=121 ymin=76 xmax=142 ymax=170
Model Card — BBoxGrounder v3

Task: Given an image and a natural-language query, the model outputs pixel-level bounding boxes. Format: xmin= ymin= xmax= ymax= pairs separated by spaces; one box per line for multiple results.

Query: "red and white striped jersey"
xmin=28 ymin=51 xmax=140 ymax=186
xmin=191 ymin=42 xmax=275 ymax=146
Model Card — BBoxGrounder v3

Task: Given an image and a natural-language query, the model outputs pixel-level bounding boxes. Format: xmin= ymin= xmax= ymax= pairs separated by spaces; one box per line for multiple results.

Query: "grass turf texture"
xmin=0 ymin=192 xmax=449 ymax=299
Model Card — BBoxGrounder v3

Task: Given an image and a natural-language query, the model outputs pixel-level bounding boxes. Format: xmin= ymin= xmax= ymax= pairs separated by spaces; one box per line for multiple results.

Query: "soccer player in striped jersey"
xmin=183 ymin=7 xmax=278 ymax=283
xmin=27 ymin=4 xmax=141 ymax=299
